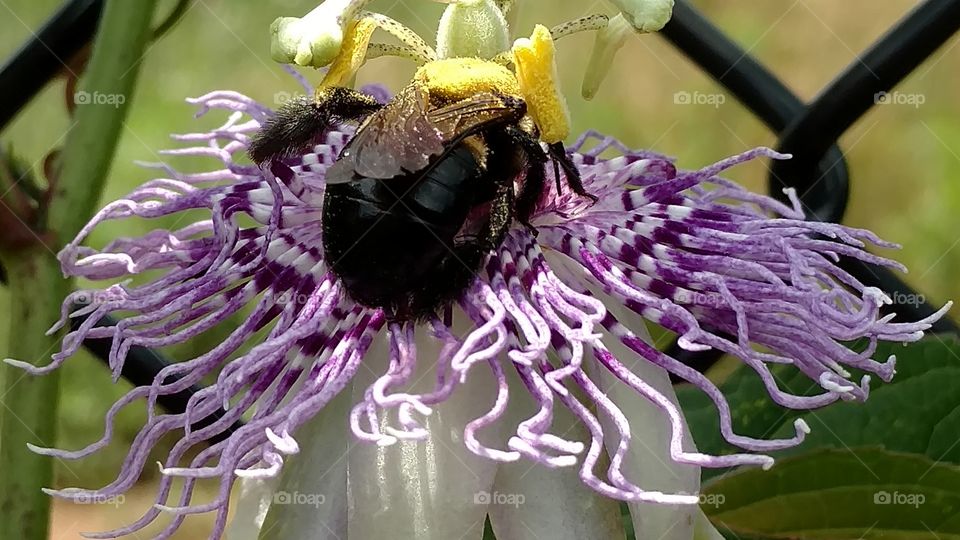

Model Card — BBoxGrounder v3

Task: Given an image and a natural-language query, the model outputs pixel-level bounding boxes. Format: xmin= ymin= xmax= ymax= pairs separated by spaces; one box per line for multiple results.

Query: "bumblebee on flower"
xmin=260 ymin=9 xmax=619 ymax=322
xmin=7 ymin=1 xmax=949 ymax=539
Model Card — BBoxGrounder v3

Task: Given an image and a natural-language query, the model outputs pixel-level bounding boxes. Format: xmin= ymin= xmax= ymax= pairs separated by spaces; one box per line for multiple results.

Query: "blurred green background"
xmin=1 ymin=0 xmax=958 ymax=537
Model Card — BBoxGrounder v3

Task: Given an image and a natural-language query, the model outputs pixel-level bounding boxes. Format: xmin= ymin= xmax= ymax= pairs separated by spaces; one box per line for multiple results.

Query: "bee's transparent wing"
xmin=325 ymin=86 xmax=443 ymax=184
xmin=325 ymin=86 xmax=526 ymax=184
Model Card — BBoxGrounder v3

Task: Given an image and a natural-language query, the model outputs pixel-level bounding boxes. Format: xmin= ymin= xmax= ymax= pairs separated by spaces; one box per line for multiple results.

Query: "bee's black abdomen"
xmin=322 ymin=146 xmax=485 ymax=321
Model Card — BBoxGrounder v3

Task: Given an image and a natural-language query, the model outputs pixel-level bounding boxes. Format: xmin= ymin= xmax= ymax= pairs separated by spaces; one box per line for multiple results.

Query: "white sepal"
xmin=227 ymin=475 xmax=280 ymax=540
xmin=252 ymin=379 xmax=354 ymax=539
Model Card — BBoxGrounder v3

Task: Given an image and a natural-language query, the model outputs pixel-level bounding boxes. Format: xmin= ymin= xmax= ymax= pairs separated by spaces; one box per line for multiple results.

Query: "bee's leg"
xmin=501 ymin=127 xmax=548 ymax=235
xmin=408 ymin=148 xmax=522 ymax=319
xmin=412 ymin=217 xmax=509 ymax=321
xmin=323 ymin=86 xmax=386 ymax=123
xmin=410 ymin=237 xmax=482 ymax=322
xmin=473 ymin=128 xmax=525 ymax=243
xmin=483 ymin=181 xmax=516 ymax=249
xmin=551 ymin=156 xmax=564 ymax=198
xmin=547 ymin=141 xmax=598 ymax=204
xmin=518 ymin=159 xmax=547 ymax=236
xmin=248 ymin=87 xmax=382 ymax=166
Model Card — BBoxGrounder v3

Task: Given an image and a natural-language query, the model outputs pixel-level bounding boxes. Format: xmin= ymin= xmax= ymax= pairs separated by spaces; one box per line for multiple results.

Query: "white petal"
xmin=488 ymin=369 xmax=626 ymax=539
xmin=694 ymin=507 xmax=725 ymax=540
xmin=227 ymin=476 xmax=280 ymax=540
xmin=585 ymin=290 xmax=700 ymax=540
xmin=347 ymin=325 xmax=503 ymax=539
xmin=255 ymin=379 xmax=354 ymax=539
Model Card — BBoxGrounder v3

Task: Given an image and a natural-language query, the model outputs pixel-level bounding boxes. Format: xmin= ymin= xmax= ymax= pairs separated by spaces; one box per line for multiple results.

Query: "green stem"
xmin=47 ymin=0 xmax=159 ymax=240
xmin=0 ymin=1 xmax=157 ymax=538
xmin=0 ymin=250 xmax=70 ymax=540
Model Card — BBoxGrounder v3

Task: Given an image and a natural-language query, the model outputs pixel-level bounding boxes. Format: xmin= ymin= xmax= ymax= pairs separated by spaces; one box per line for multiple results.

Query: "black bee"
xmin=249 ymin=79 xmax=593 ymax=322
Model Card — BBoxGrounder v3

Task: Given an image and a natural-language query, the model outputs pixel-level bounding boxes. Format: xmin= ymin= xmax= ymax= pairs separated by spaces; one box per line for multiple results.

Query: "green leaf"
xmin=483 ymin=515 xmax=497 ymax=540
xmin=676 ymin=359 xmax=819 ymax=480
xmin=770 ymin=336 xmax=960 ymax=464
xmin=701 ymin=448 xmax=960 ymax=539
xmin=677 ymin=336 xmax=960 ymax=480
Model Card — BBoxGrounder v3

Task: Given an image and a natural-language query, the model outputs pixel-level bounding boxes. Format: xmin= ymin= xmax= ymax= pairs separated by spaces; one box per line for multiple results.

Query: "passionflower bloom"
xmin=8 ymin=1 xmax=949 ymax=539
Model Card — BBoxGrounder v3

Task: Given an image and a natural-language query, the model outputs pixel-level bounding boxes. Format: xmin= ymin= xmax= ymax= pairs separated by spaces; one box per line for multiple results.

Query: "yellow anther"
xmin=511 ymin=24 xmax=570 ymax=144
xmin=414 ymin=58 xmax=520 ymax=102
xmin=319 ymin=18 xmax=378 ymax=89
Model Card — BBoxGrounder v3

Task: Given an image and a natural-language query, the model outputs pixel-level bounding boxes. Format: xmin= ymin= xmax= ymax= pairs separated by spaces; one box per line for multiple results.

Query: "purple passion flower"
xmin=4 ymin=81 xmax=948 ymax=538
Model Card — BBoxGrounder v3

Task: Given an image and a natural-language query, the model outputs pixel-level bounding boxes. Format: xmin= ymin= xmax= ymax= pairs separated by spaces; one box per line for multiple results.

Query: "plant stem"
xmin=48 ymin=0 xmax=158 ymax=240
xmin=0 ymin=1 xmax=157 ymax=538
xmin=0 ymin=250 xmax=69 ymax=540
